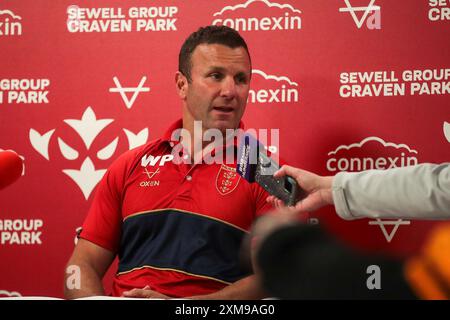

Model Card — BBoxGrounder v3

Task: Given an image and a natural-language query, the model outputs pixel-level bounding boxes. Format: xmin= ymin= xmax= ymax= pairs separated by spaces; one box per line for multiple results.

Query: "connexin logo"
xmin=326 ymin=136 xmax=418 ymax=172
xmin=339 ymin=0 xmax=381 ymax=29
xmin=212 ymin=0 xmax=302 ymax=31
xmin=327 ymin=136 xmax=418 ymax=243
xmin=248 ymin=69 xmax=299 ymax=105
xmin=0 ymin=9 xmax=22 ymax=36
xmin=29 ymin=107 xmax=148 ymax=199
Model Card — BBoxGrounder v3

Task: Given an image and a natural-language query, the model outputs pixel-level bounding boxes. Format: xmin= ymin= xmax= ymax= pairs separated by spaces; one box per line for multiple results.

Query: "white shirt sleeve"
xmin=331 ymin=163 xmax=450 ymax=220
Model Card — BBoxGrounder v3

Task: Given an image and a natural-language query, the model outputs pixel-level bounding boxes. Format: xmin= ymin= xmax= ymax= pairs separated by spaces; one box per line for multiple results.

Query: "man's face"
xmin=179 ymin=43 xmax=251 ymax=133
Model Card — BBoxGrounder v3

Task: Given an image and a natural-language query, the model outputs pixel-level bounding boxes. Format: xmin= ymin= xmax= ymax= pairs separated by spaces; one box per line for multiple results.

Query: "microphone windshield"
xmin=236 ymin=133 xmax=260 ymax=183
xmin=0 ymin=150 xmax=24 ymax=190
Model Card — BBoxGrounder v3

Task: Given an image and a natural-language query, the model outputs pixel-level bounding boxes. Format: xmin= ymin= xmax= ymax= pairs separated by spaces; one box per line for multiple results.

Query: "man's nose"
xmin=220 ymin=77 xmax=237 ymax=99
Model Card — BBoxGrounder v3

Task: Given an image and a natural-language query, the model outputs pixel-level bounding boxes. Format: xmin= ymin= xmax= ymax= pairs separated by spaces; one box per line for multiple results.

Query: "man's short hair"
xmin=178 ymin=25 xmax=251 ymax=82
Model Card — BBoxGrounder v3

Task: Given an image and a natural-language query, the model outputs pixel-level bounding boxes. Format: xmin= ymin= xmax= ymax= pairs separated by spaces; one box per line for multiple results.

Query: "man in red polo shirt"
xmin=64 ymin=25 xmax=273 ymax=299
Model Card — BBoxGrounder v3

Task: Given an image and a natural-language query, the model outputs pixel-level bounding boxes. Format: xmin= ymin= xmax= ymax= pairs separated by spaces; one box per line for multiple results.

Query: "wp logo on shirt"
xmin=141 ymin=154 xmax=174 ymax=167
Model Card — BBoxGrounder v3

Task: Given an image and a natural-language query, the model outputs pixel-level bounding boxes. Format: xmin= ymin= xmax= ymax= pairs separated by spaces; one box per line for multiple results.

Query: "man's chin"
xmin=207 ymin=120 xmax=239 ymax=132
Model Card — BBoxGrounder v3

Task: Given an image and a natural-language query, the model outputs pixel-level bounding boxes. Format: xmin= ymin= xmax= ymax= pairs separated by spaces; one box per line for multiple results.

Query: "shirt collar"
xmin=162 ymin=119 xmax=245 ymax=150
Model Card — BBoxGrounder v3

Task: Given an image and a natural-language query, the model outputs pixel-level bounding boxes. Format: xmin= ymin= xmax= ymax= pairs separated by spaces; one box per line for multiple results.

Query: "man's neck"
xmin=182 ymin=119 xmax=236 ymax=164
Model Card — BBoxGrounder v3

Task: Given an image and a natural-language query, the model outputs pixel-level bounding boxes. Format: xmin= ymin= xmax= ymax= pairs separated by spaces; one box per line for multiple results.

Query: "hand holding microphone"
xmin=267 ymin=165 xmax=334 ymax=212
xmin=235 ymin=133 xmax=333 ymax=212
xmin=0 ymin=149 xmax=24 ymax=190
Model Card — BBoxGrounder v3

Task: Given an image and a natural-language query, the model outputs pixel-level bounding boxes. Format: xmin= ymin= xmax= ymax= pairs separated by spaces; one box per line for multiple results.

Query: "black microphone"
xmin=236 ymin=133 xmax=304 ymax=206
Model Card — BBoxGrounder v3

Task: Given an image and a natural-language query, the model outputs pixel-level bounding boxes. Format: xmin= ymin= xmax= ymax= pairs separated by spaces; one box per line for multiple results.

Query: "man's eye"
xmin=210 ymin=73 xmax=223 ymax=80
xmin=236 ymin=76 xmax=248 ymax=84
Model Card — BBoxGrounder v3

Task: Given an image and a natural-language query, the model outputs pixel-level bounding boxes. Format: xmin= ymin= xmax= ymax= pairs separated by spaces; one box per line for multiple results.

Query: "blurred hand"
xmin=250 ymin=208 xmax=301 ymax=272
xmin=122 ymin=286 xmax=171 ymax=299
xmin=266 ymin=165 xmax=334 ymax=212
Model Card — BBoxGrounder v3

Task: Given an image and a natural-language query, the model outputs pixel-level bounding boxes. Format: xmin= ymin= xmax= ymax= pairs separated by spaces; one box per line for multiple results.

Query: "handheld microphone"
xmin=236 ymin=133 xmax=304 ymax=206
xmin=0 ymin=150 xmax=24 ymax=190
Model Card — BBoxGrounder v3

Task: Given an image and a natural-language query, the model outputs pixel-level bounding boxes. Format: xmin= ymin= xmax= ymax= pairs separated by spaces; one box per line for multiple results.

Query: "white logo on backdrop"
xmin=339 ymin=0 xmax=381 ymax=29
xmin=328 ymin=136 xmax=417 ymax=156
xmin=368 ymin=220 xmax=412 ymax=243
xmin=66 ymin=5 xmax=178 ymax=33
xmin=109 ymin=76 xmax=150 ymax=109
xmin=212 ymin=0 xmax=302 ymax=31
xmin=252 ymin=69 xmax=298 ymax=86
xmin=29 ymin=107 xmax=148 ymax=199
xmin=0 ymin=290 xmax=22 ymax=297
xmin=444 ymin=121 xmax=450 ymax=143
xmin=0 ymin=9 xmax=22 ymax=36
xmin=0 ymin=79 xmax=50 ymax=104
xmin=213 ymin=0 xmax=301 ymax=15
xmin=328 ymin=136 xmax=418 ymax=242
xmin=428 ymin=0 xmax=450 ymax=22
xmin=249 ymin=69 xmax=299 ymax=104
xmin=0 ymin=219 xmax=43 ymax=245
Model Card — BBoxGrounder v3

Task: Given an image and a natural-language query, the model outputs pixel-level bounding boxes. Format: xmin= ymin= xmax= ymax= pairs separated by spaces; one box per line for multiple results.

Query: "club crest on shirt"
xmin=216 ymin=165 xmax=240 ymax=196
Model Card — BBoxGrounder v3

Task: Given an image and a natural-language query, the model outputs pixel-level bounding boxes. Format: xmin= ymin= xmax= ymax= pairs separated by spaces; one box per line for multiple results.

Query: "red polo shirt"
xmin=81 ymin=119 xmax=273 ymax=297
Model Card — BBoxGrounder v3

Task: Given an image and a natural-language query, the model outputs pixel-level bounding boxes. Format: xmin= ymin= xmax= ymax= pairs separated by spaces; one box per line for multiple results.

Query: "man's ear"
xmin=175 ymin=72 xmax=188 ymax=99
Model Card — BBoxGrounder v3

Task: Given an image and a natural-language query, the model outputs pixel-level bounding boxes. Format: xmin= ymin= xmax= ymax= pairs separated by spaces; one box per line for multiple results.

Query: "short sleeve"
xmin=254 ymin=185 xmax=274 ymax=217
xmin=80 ymin=152 xmax=131 ymax=253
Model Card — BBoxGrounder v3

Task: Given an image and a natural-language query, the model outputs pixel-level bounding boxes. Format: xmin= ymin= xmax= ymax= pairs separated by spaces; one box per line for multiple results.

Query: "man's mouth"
xmin=213 ymin=106 xmax=234 ymax=113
